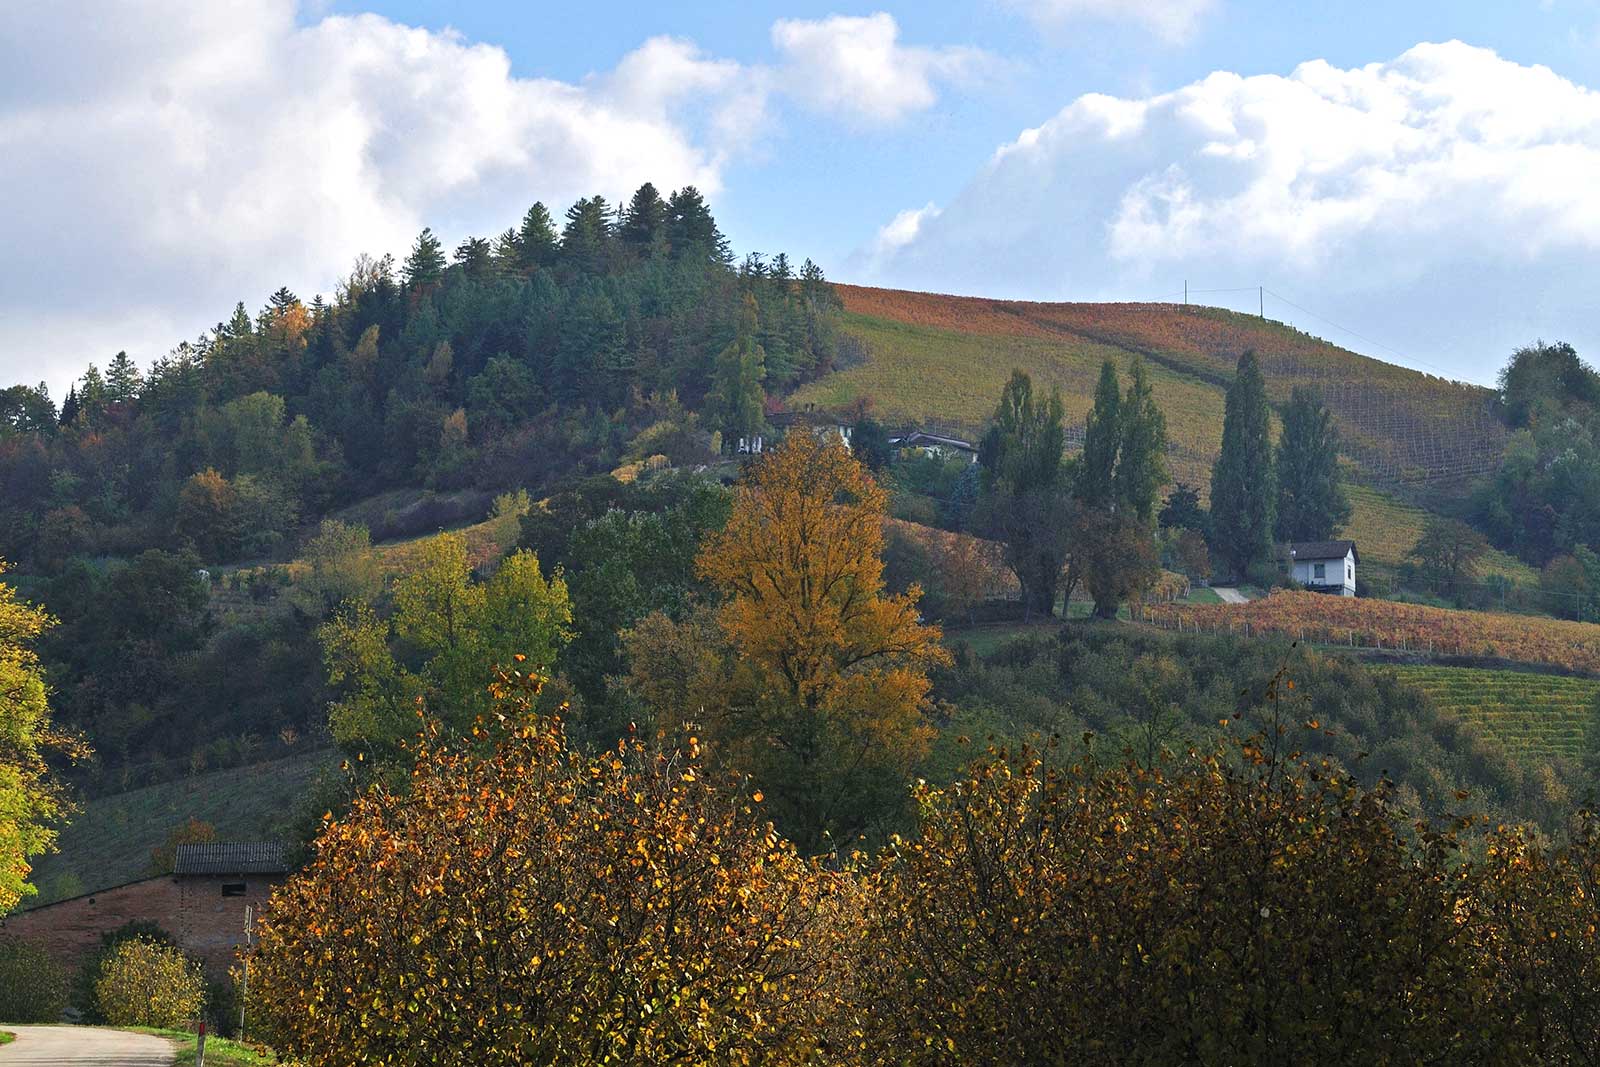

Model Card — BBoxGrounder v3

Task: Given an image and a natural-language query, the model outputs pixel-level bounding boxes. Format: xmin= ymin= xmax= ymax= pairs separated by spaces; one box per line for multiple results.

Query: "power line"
xmin=1261 ymin=286 xmax=1465 ymax=382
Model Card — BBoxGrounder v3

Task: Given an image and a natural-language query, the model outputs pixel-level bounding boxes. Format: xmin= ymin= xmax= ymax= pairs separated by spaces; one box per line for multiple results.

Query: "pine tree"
xmin=1114 ymin=358 xmax=1168 ymax=523
xmin=709 ymin=296 xmax=766 ymax=439
xmin=268 ymin=287 xmax=300 ymax=314
xmin=619 ymin=183 xmax=669 ymax=255
xmin=402 ymin=228 xmax=446 ymax=289
xmin=105 ymin=350 xmax=144 ymax=404
xmin=1076 ymin=361 xmax=1121 ymax=508
xmin=453 ymin=236 xmax=493 ymax=276
xmin=78 ymin=364 xmax=107 ymax=418
xmin=561 ymin=196 xmax=614 ymax=274
xmin=1275 ymin=387 xmax=1351 ymax=542
xmin=667 ymin=186 xmax=728 ymax=263
xmin=58 ymin=385 xmax=80 ymax=427
xmin=1210 ymin=350 xmax=1277 ymax=579
xmin=517 ymin=203 xmax=558 ymax=272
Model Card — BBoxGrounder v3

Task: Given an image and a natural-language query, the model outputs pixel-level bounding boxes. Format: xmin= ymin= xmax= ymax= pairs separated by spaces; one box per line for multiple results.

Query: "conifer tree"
xmin=1210 ymin=350 xmax=1277 ymax=579
xmin=453 ymin=236 xmax=493 ymax=276
xmin=619 ymin=182 xmax=668 ymax=255
xmin=77 ymin=364 xmax=107 ymax=419
xmin=1115 ymin=358 xmax=1168 ymax=523
xmin=1275 ymin=387 xmax=1351 ymax=542
xmin=402 ymin=228 xmax=446 ymax=289
xmin=709 ymin=296 xmax=766 ymax=439
xmin=516 ymin=203 xmax=558 ymax=272
xmin=105 ymin=351 xmax=143 ymax=404
xmin=58 ymin=385 xmax=79 ymax=427
xmin=561 ymin=197 xmax=614 ymax=274
xmin=1076 ymin=361 xmax=1121 ymax=508
xmin=667 ymin=186 xmax=728 ymax=263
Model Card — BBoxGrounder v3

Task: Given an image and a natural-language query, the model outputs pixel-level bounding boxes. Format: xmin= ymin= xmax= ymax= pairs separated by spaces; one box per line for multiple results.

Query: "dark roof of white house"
xmin=173 ymin=842 xmax=289 ymax=876
xmin=1280 ymin=540 xmax=1359 ymax=564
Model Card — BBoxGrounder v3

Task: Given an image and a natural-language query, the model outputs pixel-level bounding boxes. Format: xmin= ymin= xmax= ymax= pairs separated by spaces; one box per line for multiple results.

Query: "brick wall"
xmin=2 ymin=872 xmax=285 ymax=977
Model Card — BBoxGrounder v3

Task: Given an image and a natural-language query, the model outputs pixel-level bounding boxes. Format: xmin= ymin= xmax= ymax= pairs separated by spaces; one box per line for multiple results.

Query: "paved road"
xmin=0 ymin=1026 xmax=174 ymax=1065
xmin=1212 ymin=587 xmax=1250 ymax=604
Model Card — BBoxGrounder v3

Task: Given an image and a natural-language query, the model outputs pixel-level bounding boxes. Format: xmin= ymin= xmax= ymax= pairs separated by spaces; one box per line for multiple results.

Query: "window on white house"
xmin=1313 ymin=563 xmax=1325 ymax=580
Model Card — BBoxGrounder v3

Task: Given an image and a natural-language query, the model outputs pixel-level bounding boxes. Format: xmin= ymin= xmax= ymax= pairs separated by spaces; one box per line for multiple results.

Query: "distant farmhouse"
xmin=1279 ymin=540 xmax=1358 ymax=596
xmin=2 ymin=842 xmax=289 ymax=977
xmin=888 ymin=429 xmax=978 ymax=463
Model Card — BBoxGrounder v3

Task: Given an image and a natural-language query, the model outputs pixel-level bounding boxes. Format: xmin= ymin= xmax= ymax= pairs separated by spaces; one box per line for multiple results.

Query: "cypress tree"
xmin=1275 ymin=387 xmax=1351 ymax=542
xmin=1209 ymin=350 xmax=1277 ymax=579
xmin=1076 ymin=361 xmax=1121 ymax=508
xmin=709 ymin=296 xmax=766 ymax=439
xmin=1114 ymin=357 xmax=1168 ymax=523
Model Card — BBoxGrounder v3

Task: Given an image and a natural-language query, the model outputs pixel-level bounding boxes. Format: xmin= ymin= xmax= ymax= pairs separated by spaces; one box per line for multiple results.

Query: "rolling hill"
xmin=791 ymin=284 xmax=1521 ymax=580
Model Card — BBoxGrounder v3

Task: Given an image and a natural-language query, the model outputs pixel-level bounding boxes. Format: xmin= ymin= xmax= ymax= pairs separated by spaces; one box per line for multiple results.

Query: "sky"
xmin=3 ymin=1 xmax=1600 ymax=394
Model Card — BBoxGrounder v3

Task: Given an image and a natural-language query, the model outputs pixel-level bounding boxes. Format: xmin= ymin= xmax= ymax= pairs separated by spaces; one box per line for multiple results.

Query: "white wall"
xmin=1291 ymin=551 xmax=1355 ymax=596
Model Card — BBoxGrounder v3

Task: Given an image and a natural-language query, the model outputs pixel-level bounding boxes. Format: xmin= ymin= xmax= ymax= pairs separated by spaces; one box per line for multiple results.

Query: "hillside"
xmin=25 ymin=750 xmax=335 ymax=907
xmin=789 ymin=288 xmax=1511 ymax=573
xmin=1386 ymin=665 xmax=1599 ymax=766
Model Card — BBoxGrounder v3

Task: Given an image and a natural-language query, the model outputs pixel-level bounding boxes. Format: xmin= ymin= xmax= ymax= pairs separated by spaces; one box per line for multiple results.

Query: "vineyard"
xmin=1340 ymin=484 xmax=1534 ymax=582
xmin=805 ymin=285 xmax=1506 ymax=492
xmin=1385 ymin=665 xmax=1598 ymax=764
xmin=1152 ymin=591 xmax=1600 ymax=675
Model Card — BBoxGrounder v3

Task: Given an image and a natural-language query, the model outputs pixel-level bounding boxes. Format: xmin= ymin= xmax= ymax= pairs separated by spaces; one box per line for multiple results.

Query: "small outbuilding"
xmin=1279 ymin=540 xmax=1358 ymax=596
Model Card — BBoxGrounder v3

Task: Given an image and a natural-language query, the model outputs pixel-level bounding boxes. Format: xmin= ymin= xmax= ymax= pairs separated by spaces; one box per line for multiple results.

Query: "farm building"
xmin=1 ymin=842 xmax=289 ymax=977
xmin=1279 ymin=540 xmax=1358 ymax=596
xmin=889 ymin=429 xmax=978 ymax=463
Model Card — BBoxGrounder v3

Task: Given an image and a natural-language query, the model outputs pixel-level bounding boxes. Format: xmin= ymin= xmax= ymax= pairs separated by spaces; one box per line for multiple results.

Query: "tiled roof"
xmin=1281 ymin=540 xmax=1359 ymax=564
xmin=173 ymin=842 xmax=289 ymax=876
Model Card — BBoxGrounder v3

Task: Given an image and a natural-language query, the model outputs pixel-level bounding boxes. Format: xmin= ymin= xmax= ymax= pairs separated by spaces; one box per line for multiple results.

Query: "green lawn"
xmin=27 ymin=751 xmax=334 ymax=906
xmin=127 ymin=1028 xmax=276 ymax=1066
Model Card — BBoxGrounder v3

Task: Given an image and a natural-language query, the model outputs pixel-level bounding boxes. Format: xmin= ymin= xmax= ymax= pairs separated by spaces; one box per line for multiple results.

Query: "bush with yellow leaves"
xmin=251 ymin=673 xmax=858 ymax=1067
xmin=94 ymin=937 xmax=205 ymax=1029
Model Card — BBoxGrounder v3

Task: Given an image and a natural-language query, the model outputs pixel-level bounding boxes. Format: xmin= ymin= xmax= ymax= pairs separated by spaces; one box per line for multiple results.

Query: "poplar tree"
xmin=1115 ymin=358 xmax=1169 ymax=523
xmin=1210 ymin=350 xmax=1277 ymax=579
xmin=977 ymin=370 xmax=1071 ymax=618
xmin=1076 ymin=361 xmax=1121 ymax=508
xmin=1275 ymin=387 xmax=1351 ymax=542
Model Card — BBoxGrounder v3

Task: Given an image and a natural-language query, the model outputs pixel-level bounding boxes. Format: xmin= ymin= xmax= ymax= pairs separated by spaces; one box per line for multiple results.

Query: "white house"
xmin=1280 ymin=540 xmax=1358 ymax=596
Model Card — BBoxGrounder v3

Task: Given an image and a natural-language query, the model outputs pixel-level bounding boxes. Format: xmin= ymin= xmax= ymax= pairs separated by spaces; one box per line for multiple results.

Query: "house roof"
xmin=1280 ymin=540 xmax=1359 ymax=565
xmin=891 ymin=430 xmax=977 ymax=452
xmin=173 ymin=842 xmax=289 ymax=876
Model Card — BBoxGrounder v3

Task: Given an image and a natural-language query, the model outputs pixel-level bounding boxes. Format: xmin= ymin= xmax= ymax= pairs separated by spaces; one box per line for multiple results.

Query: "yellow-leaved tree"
xmin=251 ymin=673 xmax=859 ymax=1067
xmin=0 ymin=561 xmax=87 ymax=912
xmin=627 ymin=431 xmax=948 ymax=849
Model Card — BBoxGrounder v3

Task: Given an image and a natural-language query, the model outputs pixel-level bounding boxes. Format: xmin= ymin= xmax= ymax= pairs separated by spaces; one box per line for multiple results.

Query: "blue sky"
xmin=5 ymin=1 xmax=1600 ymax=391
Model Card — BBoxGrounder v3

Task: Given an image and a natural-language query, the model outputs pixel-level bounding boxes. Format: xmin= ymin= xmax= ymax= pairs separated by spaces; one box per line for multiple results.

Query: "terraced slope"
xmin=1388 ymin=665 xmax=1599 ymax=764
xmin=798 ymin=285 xmax=1506 ymax=490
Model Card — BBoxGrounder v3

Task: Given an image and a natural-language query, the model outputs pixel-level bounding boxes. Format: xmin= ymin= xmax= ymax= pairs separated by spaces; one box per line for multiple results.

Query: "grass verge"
xmin=125 ymin=1027 xmax=276 ymax=1066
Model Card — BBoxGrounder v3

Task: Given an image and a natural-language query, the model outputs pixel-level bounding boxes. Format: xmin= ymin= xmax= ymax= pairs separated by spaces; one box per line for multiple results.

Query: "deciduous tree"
xmin=1210 ymin=350 xmax=1276 ymax=579
xmin=1275 ymin=387 xmax=1350 ymax=542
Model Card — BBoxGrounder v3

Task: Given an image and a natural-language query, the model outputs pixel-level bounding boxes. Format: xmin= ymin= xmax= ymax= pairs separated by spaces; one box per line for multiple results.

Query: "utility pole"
xmin=1259 ymin=286 xmax=1264 ymax=319
xmin=240 ymin=904 xmax=254 ymax=1041
xmin=1183 ymin=279 xmax=1188 ymax=308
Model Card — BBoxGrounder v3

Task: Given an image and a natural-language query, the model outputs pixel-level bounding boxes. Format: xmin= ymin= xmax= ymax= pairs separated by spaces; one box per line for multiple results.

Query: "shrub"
xmin=0 ymin=939 xmax=68 ymax=1022
xmin=94 ymin=937 xmax=205 ymax=1029
xmin=856 ymin=739 xmax=1501 ymax=1065
xmin=73 ymin=921 xmax=178 ymax=1021
xmin=251 ymin=676 xmax=856 ymax=1066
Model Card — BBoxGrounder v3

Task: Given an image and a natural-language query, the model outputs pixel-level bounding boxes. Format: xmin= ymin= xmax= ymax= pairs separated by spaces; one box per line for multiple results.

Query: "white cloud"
xmin=0 ymin=2 xmax=764 ymax=394
xmin=859 ymin=41 xmax=1600 ymax=383
xmin=771 ymin=13 xmax=993 ymax=125
xmin=1005 ymin=0 xmax=1218 ymax=43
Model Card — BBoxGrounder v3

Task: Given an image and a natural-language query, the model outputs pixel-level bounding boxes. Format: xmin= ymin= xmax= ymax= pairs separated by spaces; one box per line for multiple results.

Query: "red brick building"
xmin=2 ymin=842 xmax=289 ymax=976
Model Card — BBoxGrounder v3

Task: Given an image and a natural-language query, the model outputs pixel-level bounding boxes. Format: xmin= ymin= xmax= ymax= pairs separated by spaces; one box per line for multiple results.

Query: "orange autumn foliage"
xmin=250 ymin=673 xmax=859 ymax=1067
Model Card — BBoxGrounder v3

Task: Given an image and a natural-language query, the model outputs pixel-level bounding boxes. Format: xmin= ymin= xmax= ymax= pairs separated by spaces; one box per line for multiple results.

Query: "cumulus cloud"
xmin=0 ymin=1 xmax=763 ymax=392
xmin=0 ymin=5 xmax=998 ymax=392
xmin=1004 ymin=0 xmax=1218 ymax=43
xmin=771 ymin=13 xmax=993 ymax=125
xmin=860 ymin=42 xmax=1600 ymax=383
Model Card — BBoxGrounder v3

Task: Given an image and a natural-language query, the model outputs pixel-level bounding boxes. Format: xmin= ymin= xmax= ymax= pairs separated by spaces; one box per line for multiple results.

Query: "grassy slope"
xmin=26 ymin=751 xmax=334 ymax=907
xmin=1387 ymin=665 xmax=1599 ymax=764
xmin=794 ymin=286 xmax=1516 ymax=577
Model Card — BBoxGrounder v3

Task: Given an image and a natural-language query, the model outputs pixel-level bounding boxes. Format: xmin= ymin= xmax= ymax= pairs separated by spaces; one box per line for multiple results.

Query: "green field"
xmin=1388 ymin=665 xmax=1599 ymax=764
xmin=26 ymin=751 xmax=335 ymax=907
